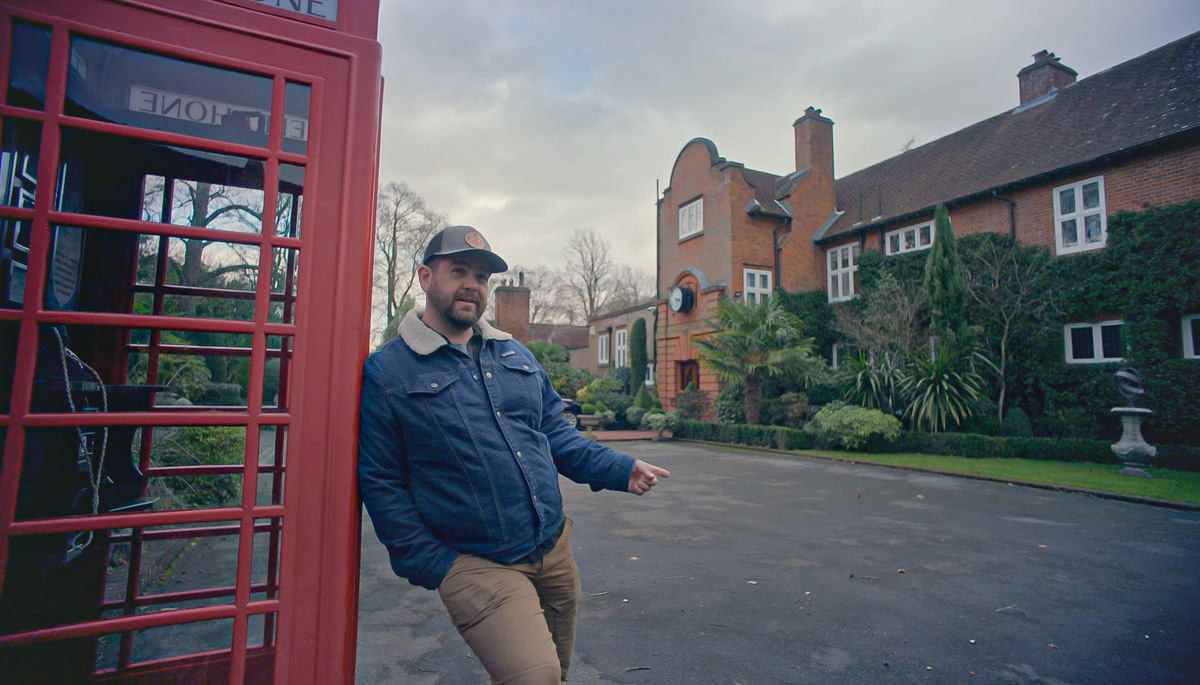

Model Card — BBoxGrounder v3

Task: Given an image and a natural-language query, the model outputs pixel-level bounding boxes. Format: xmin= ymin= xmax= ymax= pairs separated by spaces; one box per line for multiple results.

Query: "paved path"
xmin=355 ymin=440 xmax=1200 ymax=684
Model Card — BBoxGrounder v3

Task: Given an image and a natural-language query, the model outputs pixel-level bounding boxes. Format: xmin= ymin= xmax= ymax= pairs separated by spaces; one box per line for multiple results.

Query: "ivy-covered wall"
xmin=845 ymin=201 xmax=1200 ymax=445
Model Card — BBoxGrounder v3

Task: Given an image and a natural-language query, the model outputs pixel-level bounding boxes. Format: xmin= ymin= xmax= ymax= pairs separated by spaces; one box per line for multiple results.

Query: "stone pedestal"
xmin=1111 ymin=407 xmax=1157 ymax=477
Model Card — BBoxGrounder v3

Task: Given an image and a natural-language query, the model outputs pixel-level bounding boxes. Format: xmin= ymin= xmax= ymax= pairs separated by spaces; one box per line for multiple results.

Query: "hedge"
xmin=672 ymin=420 xmax=1200 ymax=472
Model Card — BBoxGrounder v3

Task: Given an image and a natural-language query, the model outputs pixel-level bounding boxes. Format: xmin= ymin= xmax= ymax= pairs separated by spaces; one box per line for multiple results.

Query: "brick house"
xmin=655 ymin=31 xmax=1200 ymax=412
xmin=587 ymin=300 xmax=657 ymax=381
xmin=492 ymin=273 xmax=589 ymax=363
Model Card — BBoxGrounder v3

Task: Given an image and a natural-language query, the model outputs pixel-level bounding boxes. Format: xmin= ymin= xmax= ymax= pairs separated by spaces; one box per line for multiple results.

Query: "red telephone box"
xmin=0 ymin=1 xmax=381 ymax=682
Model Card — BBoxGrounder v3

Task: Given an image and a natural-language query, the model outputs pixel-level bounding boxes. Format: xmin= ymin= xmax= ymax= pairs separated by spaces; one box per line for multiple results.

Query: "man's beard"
xmin=434 ymin=289 xmax=482 ymax=330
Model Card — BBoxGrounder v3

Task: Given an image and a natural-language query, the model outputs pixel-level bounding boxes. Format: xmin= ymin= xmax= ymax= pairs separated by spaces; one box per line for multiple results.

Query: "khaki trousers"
xmin=437 ymin=519 xmax=581 ymax=684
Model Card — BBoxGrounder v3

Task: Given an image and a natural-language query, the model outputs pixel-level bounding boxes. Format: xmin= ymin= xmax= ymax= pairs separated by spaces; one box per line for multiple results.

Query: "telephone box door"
xmin=0 ymin=1 xmax=381 ymax=682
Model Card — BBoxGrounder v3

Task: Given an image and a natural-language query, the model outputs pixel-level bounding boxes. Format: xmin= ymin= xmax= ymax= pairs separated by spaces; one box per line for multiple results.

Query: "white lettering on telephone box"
xmin=128 ymin=85 xmax=308 ymax=141
xmin=243 ymin=0 xmax=337 ymax=22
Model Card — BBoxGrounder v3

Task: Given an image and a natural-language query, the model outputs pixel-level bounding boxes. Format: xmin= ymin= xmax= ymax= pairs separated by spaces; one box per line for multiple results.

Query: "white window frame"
xmin=831 ymin=343 xmax=842 ymax=370
xmin=679 ymin=198 xmax=703 ymax=240
xmin=1054 ymin=176 xmax=1107 ymax=255
xmin=1183 ymin=314 xmax=1200 ymax=360
xmin=885 ymin=221 xmax=934 ymax=255
xmin=743 ymin=268 xmax=772 ymax=304
xmin=1064 ymin=320 xmax=1124 ymax=364
xmin=597 ymin=332 xmax=609 ymax=365
xmin=645 ymin=363 xmax=656 ymax=386
xmin=615 ymin=328 xmax=628 ymax=368
xmin=827 ymin=244 xmax=861 ymax=303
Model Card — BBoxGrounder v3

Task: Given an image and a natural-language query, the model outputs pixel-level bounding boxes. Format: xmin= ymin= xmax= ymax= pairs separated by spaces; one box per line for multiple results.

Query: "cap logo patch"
xmin=464 ymin=231 xmax=487 ymax=249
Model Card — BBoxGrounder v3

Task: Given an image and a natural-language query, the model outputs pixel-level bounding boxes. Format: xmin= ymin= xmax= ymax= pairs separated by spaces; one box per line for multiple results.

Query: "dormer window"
xmin=885 ymin=222 xmax=934 ymax=255
xmin=1054 ymin=177 xmax=1107 ymax=255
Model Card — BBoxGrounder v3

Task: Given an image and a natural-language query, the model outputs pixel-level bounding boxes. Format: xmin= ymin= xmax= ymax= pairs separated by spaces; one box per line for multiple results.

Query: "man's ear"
xmin=417 ymin=263 xmax=433 ymax=291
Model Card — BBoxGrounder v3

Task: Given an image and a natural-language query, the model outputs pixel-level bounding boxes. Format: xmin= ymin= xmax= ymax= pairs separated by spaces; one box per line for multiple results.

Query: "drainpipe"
xmin=992 ymin=191 xmax=1017 ymax=240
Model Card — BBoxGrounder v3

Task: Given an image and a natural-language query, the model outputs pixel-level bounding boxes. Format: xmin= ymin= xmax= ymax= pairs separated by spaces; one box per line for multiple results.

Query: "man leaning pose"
xmin=359 ymin=225 xmax=670 ymax=684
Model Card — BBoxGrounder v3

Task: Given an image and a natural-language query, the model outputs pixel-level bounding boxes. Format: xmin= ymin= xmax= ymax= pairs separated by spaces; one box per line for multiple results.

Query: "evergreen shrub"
xmin=804 ymin=401 xmax=901 ymax=450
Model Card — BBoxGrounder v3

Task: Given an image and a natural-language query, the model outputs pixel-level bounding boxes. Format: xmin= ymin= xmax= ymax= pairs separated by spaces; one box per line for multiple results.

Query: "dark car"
xmin=561 ymin=399 xmax=582 ymax=429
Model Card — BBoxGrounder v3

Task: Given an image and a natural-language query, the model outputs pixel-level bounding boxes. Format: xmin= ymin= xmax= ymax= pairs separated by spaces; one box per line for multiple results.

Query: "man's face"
xmin=420 ymin=254 xmax=492 ymax=331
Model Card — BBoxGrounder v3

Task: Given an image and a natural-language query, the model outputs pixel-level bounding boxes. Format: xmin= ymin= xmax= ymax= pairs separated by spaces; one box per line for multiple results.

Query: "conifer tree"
xmin=923 ymin=203 xmax=968 ymax=337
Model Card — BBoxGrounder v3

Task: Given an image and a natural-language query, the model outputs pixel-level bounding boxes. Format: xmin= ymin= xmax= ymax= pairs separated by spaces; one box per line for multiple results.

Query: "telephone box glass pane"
xmin=283 ymin=82 xmax=311 ymax=155
xmin=277 ymin=164 xmax=304 ymax=237
xmin=57 ymin=128 xmax=265 ymax=228
xmin=67 ymin=36 xmax=273 ymax=147
xmin=7 ymin=20 xmax=51 ymax=110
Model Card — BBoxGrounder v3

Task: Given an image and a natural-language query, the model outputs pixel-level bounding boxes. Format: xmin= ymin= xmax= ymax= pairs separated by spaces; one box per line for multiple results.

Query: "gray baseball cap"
xmin=422 ymin=225 xmax=509 ymax=273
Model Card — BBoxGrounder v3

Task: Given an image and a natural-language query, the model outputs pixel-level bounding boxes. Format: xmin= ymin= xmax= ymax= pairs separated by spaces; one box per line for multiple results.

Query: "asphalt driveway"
xmin=355 ymin=440 xmax=1200 ymax=684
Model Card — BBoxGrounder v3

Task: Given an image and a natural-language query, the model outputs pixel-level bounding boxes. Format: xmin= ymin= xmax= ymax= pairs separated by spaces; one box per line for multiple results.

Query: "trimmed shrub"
xmin=675 ymin=384 xmax=713 ymax=421
xmin=1000 ymin=407 xmax=1034 ymax=437
xmin=581 ymin=403 xmax=597 ymax=415
xmin=804 ymin=401 xmax=901 ymax=451
xmin=626 ymin=406 xmax=647 ymax=427
xmin=643 ymin=412 xmax=670 ymax=436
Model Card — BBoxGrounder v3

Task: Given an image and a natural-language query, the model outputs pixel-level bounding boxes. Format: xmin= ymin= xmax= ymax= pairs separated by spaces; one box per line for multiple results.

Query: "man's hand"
xmin=629 ymin=459 xmax=670 ymax=495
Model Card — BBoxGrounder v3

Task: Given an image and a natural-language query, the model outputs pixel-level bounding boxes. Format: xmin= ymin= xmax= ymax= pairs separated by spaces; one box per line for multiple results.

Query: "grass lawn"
xmin=799 ymin=450 xmax=1200 ymax=506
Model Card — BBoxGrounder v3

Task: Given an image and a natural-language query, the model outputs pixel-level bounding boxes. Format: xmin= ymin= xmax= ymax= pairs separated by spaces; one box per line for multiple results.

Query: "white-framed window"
xmin=1054 ymin=176 xmax=1107 ymax=255
xmin=743 ymin=268 xmax=772 ymax=304
xmin=679 ymin=197 xmax=703 ymax=240
xmin=597 ymin=333 xmax=609 ymax=365
xmin=1183 ymin=314 xmax=1200 ymax=359
xmin=885 ymin=222 xmax=934 ymax=255
xmin=831 ymin=343 xmax=842 ymax=370
xmin=1064 ymin=320 xmax=1123 ymax=363
xmin=827 ymin=244 xmax=861 ymax=303
xmin=645 ymin=363 xmax=656 ymax=386
xmin=615 ymin=328 xmax=628 ymax=368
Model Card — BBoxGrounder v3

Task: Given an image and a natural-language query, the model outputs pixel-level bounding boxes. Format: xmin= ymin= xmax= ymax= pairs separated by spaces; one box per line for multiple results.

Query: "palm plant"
xmin=694 ymin=296 xmax=818 ymax=425
xmin=842 ymin=351 xmax=904 ymax=416
xmin=898 ymin=336 xmax=992 ymax=433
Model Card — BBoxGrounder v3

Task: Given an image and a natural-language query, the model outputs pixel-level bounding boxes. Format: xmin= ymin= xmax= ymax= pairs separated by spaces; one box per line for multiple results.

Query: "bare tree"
xmin=374 ymin=182 xmax=445 ymax=340
xmin=962 ymin=236 xmax=1057 ymax=422
xmin=832 ymin=272 xmax=928 ymax=363
xmin=606 ymin=264 xmax=655 ymax=312
xmin=559 ymin=228 xmax=615 ymax=322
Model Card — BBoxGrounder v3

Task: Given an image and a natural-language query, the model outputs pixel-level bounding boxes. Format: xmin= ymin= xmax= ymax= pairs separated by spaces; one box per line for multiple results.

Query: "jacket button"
xmin=473 ymin=375 xmax=479 ymax=380
xmin=523 ymin=365 xmax=529 ymax=369
xmin=516 ymin=451 xmax=523 ymax=458
xmin=430 ymin=382 xmax=438 ymax=388
xmin=486 ymin=372 xmax=493 ymax=378
xmin=496 ymin=411 xmax=501 ymax=418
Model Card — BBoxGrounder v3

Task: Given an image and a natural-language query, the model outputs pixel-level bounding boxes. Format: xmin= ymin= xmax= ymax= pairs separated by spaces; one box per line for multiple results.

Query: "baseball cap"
xmin=422 ymin=225 xmax=509 ymax=273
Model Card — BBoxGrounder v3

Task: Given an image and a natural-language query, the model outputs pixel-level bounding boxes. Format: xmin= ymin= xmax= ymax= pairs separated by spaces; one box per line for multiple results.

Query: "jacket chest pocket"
xmin=400 ymin=373 xmax=465 ymax=448
xmin=489 ymin=358 xmax=542 ymax=420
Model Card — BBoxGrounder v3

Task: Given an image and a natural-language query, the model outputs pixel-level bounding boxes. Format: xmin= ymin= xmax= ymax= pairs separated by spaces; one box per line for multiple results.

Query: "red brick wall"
xmin=493 ymin=283 xmax=530 ymax=343
xmin=854 ymin=142 xmax=1200 ymax=257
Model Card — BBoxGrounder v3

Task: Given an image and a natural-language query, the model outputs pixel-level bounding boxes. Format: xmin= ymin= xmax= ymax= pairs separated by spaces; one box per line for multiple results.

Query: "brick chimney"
xmin=493 ymin=271 xmax=530 ymax=343
xmin=794 ymin=106 xmax=834 ymax=180
xmin=780 ymin=107 xmax=837 ymax=292
xmin=1017 ymin=50 xmax=1077 ymax=105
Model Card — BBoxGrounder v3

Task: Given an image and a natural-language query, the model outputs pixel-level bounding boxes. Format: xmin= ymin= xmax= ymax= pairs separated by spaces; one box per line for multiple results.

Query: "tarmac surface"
xmin=355 ymin=439 xmax=1200 ymax=684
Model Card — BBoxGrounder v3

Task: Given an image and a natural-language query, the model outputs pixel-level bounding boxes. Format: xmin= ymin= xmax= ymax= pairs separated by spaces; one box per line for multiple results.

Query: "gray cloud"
xmin=377 ymin=0 xmax=1200 ymax=277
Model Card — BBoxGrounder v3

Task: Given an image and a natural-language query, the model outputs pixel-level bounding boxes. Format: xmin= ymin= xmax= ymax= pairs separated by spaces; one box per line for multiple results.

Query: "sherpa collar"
xmin=397 ymin=308 xmax=513 ymax=356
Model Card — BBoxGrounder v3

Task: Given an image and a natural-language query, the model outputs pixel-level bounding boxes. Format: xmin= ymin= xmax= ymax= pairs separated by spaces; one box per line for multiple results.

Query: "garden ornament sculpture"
xmin=1110 ymin=366 xmax=1157 ymax=477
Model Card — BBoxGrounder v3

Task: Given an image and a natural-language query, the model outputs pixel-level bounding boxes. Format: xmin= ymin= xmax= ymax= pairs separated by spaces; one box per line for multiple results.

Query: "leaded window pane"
xmin=1059 ymin=188 xmax=1076 ymax=214
xmin=919 ymin=225 xmax=931 ymax=246
xmin=1084 ymin=214 xmax=1103 ymax=243
xmin=1061 ymin=219 xmax=1078 ymax=247
xmin=760 ymin=274 xmax=769 ymax=289
xmin=841 ymin=272 xmax=851 ymax=296
xmin=904 ymin=229 xmax=915 ymax=249
xmin=1070 ymin=328 xmax=1094 ymax=360
xmin=1082 ymin=182 xmax=1100 ymax=209
xmin=830 ymin=275 xmax=840 ymax=299
xmin=889 ymin=234 xmax=900 ymax=253
xmin=1100 ymin=324 xmax=1122 ymax=359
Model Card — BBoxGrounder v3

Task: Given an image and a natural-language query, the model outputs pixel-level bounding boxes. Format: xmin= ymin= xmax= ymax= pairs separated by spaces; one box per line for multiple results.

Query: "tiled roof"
xmin=821 ymin=30 xmax=1200 ymax=242
xmin=527 ymin=323 xmax=589 ymax=349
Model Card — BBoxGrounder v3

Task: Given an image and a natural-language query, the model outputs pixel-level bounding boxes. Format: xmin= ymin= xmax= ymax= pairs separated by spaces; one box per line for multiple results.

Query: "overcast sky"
xmin=375 ymin=1 xmax=1200 ymax=279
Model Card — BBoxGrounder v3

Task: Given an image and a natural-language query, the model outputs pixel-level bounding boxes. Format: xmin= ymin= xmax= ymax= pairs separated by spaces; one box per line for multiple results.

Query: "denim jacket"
xmin=358 ymin=309 xmax=635 ymax=590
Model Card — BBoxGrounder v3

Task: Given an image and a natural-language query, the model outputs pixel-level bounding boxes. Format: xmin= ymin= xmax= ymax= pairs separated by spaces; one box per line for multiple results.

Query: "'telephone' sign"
xmin=244 ymin=0 xmax=337 ymax=22
xmin=128 ymin=85 xmax=309 ymax=141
